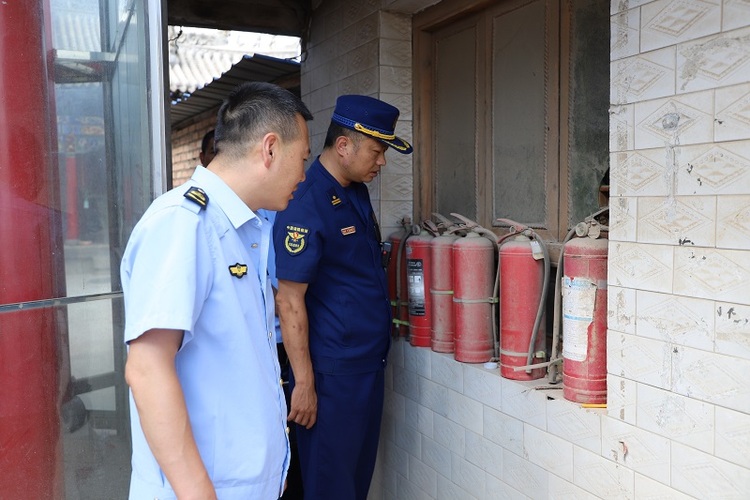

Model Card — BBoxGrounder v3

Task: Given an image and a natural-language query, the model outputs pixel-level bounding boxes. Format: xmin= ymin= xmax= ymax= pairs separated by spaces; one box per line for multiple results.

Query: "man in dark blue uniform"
xmin=274 ymin=95 xmax=413 ymax=500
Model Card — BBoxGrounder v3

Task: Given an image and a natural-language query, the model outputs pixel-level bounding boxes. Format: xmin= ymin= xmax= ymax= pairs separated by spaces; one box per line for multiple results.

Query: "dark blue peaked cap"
xmin=331 ymin=95 xmax=413 ymax=154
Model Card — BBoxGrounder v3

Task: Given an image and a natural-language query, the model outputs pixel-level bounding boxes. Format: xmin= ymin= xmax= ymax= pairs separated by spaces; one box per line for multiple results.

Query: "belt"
xmin=313 ymin=355 xmax=387 ymax=375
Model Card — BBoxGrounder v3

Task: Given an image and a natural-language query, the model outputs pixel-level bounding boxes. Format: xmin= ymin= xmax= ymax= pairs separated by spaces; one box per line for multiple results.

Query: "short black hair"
xmin=323 ymin=122 xmax=363 ymax=149
xmin=215 ymin=82 xmax=313 ymax=159
xmin=200 ymin=129 xmax=215 ymax=153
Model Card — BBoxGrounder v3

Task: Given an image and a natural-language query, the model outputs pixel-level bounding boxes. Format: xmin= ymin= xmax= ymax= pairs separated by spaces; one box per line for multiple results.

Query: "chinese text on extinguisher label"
xmin=407 ymin=259 xmax=425 ymax=316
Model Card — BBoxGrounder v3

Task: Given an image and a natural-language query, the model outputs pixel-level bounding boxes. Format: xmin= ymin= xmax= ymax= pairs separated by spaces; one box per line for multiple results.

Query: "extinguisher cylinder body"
xmin=499 ymin=237 xmax=546 ymax=380
xmin=562 ymin=237 xmax=608 ymax=404
xmin=453 ymin=233 xmax=495 ymax=363
xmin=406 ymin=233 xmax=434 ymax=347
xmin=387 ymin=231 xmax=409 ymax=337
xmin=430 ymin=234 xmax=458 ymax=353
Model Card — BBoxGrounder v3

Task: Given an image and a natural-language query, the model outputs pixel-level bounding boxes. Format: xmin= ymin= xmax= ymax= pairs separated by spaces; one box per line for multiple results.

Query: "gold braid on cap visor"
xmin=354 ymin=123 xmax=411 ymax=151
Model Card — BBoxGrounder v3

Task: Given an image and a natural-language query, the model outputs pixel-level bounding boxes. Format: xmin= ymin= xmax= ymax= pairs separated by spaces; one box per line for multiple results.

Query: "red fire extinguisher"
xmin=562 ymin=223 xmax=608 ymax=404
xmin=498 ymin=222 xmax=549 ymax=381
xmin=406 ymin=225 xmax=435 ymax=347
xmin=430 ymin=229 xmax=459 ymax=353
xmin=387 ymin=218 xmax=411 ymax=337
xmin=452 ymin=220 xmax=496 ymax=363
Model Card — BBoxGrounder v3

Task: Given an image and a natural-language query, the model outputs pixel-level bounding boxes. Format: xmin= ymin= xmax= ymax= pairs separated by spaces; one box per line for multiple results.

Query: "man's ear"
xmin=334 ymin=135 xmax=350 ymax=157
xmin=262 ymin=132 xmax=279 ymax=166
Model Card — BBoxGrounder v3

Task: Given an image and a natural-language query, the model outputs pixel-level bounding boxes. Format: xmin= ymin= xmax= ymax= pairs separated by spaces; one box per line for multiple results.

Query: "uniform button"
xmin=268 ymin=331 xmax=273 ymax=339
xmin=286 ymin=426 xmax=290 ymax=435
xmin=251 ymin=243 xmax=258 ymax=248
xmin=279 ymin=378 xmax=284 ymax=386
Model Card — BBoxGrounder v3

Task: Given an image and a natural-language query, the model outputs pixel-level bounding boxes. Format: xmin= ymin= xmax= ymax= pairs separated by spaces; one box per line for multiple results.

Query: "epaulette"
xmin=183 ymin=186 xmax=209 ymax=210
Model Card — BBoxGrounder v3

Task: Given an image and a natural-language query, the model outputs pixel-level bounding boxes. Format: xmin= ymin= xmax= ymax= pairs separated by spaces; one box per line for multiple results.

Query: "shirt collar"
xmin=191 ymin=166 xmax=260 ymax=229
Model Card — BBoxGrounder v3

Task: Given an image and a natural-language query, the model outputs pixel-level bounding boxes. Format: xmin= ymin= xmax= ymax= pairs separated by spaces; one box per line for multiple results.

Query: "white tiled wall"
xmin=300 ymin=0 xmax=750 ymax=498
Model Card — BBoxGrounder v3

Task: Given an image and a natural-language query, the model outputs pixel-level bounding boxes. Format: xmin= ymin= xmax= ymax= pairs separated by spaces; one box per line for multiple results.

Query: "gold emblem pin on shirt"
xmin=341 ymin=226 xmax=356 ymax=236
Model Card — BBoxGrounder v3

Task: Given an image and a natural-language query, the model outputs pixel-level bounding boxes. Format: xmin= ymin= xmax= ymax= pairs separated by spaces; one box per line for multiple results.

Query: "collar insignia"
xmin=341 ymin=225 xmax=356 ymax=236
xmin=229 ymin=263 xmax=248 ymax=278
xmin=331 ymin=194 xmax=342 ymax=206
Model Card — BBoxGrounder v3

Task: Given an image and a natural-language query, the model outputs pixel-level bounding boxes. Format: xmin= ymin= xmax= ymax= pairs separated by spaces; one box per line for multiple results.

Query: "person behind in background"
xmin=121 ymin=82 xmax=312 ymax=499
xmin=274 ymin=95 xmax=413 ymax=499
xmin=199 ymin=129 xmax=216 ymax=166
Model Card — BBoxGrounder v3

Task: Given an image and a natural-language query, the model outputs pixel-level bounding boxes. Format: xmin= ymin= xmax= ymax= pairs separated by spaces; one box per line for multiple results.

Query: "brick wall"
xmin=170 ymin=111 xmax=217 ymax=187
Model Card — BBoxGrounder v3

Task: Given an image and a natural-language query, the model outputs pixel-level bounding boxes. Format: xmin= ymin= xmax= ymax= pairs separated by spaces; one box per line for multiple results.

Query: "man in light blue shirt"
xmin=121 ymin=82 xmax=312 ymax=499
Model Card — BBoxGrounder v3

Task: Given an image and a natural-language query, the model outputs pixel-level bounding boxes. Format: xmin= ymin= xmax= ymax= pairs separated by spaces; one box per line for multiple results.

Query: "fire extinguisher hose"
xmin=494 ymin=218 xmax=550 ymax=373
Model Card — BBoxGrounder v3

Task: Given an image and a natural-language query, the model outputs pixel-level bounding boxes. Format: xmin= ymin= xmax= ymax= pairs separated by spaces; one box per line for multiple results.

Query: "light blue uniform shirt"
xmin=121 ymin=166 xmax=290 ymax=499
xmin=257 ymin=209 xmax=282 ymax=343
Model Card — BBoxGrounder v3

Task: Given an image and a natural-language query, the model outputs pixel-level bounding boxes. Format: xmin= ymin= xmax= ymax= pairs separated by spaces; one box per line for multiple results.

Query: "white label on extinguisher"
xmin=562 ymin=277 xmax=597 ymax=362
xmin=407 ymin=259 xmax=426 ymax=316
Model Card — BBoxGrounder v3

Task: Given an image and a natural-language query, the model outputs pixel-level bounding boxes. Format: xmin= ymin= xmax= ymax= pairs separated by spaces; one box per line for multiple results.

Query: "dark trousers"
xmin=290 ymin=368 xmax=385 ymax=500
xmin=277 ymin=343 xmax=304 ymax=500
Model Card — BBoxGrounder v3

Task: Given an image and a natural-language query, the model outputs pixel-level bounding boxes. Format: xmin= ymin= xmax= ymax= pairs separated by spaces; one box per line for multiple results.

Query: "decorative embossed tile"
xmin=418 ymin=377 xmax=449 ymax=417
xmin=634 ymin=92 xmax=714 ymax=149
xmin=636 ymin=196 xmax=715 ymax=246
xmin=502 ymin=450 xmax=548 ymax=499
xmin=431 ymin=353 xmax=463 ymax=392
xmin=380 ymin=174 xmax=413 ymax=202
xmin=672 ymin=345 xmax=750 ymax=413
xmin=608 ymin=241 xmax=673 ymax=293
xmin=607 ymin=330 xmax=672 ymax=389
xmin=548 ymin=474 xmax=601 ymax=500
xmin=405 ymin=398 xmax=433 ymax=437
xmin=636 ymin=290 xmax=714 ymax=350
xmin=452 ymin=453 xmax=487 ymax=499
xmin=715 ymin=406 xmax=750 ymax=468
xmin=611 ymin=0 xmax=653 ymax=15
xmin=715 ymin=83 xmax=750 ymax=141
xmin=673 ymin=246 xmax=750 ymax=305
xmin=634 ymin=474 xmax=695 ymax=500
xmin=380 ymin=39 xmax=412 ymax=67
xmin=380 ymin=11 xmax=411 ymax=41
xmin=608 ymin=285 xmax=637 ymax=335
xmin=380 ymin=200 xmax=413 ymax=230
xmin=421 ymin=435 xmax=450 ymax=477
xmin=677 ymin=141 xmax=750 ymax=195
xmin=717 ymin=195 xmax=750 ymax=249
xmin=483 ymin=406 xmax=524 ymax=456
xmin=671 ymin=441 xmax=750 ymax=498
xmin=641 ymin=0 xmax=720 ymax=52
xmin=715 ymin=301 xmax=750 ymax=360
xmin=677 ymin=25 xmax=750 ymax=93
xmin=433 ymin=413 xmax=466 ymax=456
xmin=463 ymin=364 xmax=504 ymax=411
xmin=546 ymin=398 xmax=602 ymax=454
xmin=610 ymin=149 xmax=670 ymax=197
xmin=636 ymin=383 xmax=714 ymax=453
xmin=609 ymin=196 xmax=638 ymax=242
xmin=611 ymin=7 xmax=640 ymax=61
xmin=607 ymin=374 xmax=637 ymax=425
xmin=601 ymin=416 xmax=671 ymax=483
xmin=572 ymin=446 xmax=635 ymax=499
xmin=381 ymin=92 xmax=413 ymax=121
xmin=380 ymin=65 xmax=412 ymax=94
xmin=446 ymin=389 xmax=483 ymax=434
xmin=723 ymin=0 xmax=750 ymax=31
xmin=407 ymin=455 xmax=438 ymax=498
xmin=384 ymin=146 xmax=413 ymax=175
xmin=500 ymin=378 xmax=547 ymax=429
xmin=610 ymin=104 xmax=635 ymax=152
xmin=524 ymin=424 xmax=574 ymax=480
xmin=484 ymin=473 xmax=527 ymax=500
xmin=611 ymin=47 xmax=676 ymax=105
xmin=465 ymin=430 xmax=504 ymax=476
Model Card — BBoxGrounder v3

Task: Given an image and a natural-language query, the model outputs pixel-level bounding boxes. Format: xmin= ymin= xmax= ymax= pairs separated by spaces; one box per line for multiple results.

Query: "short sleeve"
xmin=121 ymin=206 xmax=211 ymax=346
xmin=273 ymin=197 xmax=322 ymax=284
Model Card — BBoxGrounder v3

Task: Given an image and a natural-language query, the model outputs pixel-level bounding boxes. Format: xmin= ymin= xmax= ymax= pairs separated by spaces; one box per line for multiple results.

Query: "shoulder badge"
xmin=284 ymin=224 xmax=309 ymax=255
xmin=184 ymin=187 xmax=208 ymax=209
